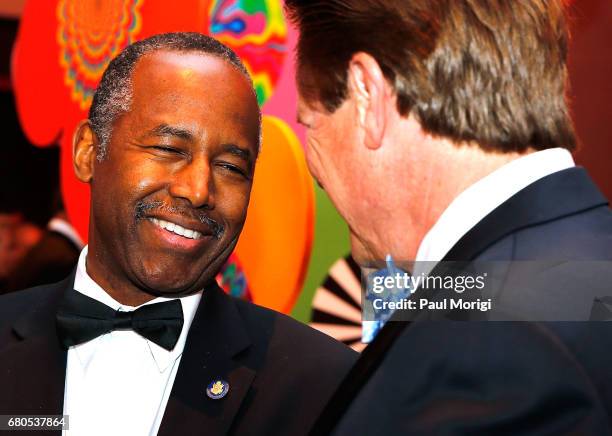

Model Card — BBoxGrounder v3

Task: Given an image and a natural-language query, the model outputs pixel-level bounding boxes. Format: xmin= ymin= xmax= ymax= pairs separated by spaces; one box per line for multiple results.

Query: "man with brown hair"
xmin=285 ymin=0 xmax=612 ymax=434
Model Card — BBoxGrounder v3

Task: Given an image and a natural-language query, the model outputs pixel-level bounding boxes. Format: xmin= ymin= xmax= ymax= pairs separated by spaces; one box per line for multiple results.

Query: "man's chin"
xmin=137 ymin=277 xmax=208 ymax=298
xmin=350 ymin=251 xmax=379 ymax=270
xmin=349 ymin=234 xmax=379 ymax=267
xmin=129 ymin=234 xmax=238 ymax=298
xmin=133 ymin=262 xmax=214 ymax=297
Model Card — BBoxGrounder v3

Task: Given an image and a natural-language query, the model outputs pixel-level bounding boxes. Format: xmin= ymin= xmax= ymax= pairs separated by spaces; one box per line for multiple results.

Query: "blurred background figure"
xmin=0 ymin=210 xmax=42 ymax=290
xmin=0 ymin=68 xmax=73 ymax=294
xmin=3 ymin=190 xmax=83 ymax=293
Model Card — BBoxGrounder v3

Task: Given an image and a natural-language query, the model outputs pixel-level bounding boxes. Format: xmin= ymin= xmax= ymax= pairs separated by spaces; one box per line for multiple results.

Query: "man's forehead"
xmin=127 ymin=50 xmax=258 ymax=118
xmin=132 ymin=50 xmax=244 ymax=84
xmin=127 ymin=50 xmax=250 ymax=106
xmin=112 ymin=48 xmax=261 ymax=151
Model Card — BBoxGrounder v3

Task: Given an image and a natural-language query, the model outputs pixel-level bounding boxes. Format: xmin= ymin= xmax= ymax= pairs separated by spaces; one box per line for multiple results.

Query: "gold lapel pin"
xmin=206 ymin=379 xmax=229 ymax=399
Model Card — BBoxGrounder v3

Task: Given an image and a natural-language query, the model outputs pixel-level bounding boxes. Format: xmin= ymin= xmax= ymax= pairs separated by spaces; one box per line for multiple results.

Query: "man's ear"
xmin=73 ymin=120 xmax=97 ymax=183
xmin=347 ymin=52 xmax=391 ymax=150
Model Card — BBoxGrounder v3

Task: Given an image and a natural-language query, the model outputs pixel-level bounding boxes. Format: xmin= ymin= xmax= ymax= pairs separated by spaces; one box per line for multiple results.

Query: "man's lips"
xmin=144 ymin=217 xmax=212 ymax=251
xmin=149 ymin=217 xmax=204 ymax=240
xmin=145 ymin=211 xmax=219 ymax=237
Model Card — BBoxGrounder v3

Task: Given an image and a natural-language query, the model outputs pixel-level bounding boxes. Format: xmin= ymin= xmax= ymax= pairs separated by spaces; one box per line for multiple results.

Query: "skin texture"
xmin=73 ymin=51 xmax=260 ymax=306
xmin=297 ymin=52 xmax=526 ymax=266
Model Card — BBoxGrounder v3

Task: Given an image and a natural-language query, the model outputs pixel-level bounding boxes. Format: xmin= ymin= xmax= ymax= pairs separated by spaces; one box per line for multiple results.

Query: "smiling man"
xmin=0 ymin=33 xmax=356 ymax=436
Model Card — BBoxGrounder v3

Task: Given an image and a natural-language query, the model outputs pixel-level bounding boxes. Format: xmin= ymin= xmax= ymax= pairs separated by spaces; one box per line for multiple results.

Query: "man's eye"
xmin=217 ymin=162 xmax=249 ymax=178
xmin=151 ymin=146 xmax=181 ymax=153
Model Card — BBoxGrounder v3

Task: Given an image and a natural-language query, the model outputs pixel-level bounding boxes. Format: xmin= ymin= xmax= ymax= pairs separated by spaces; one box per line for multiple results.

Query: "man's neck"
xmin=382 ymin=138 xmax=530 ymax=262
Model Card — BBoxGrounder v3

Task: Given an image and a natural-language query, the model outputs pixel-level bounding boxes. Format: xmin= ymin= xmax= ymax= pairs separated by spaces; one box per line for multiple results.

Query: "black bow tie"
xmin=56 ymin=289 xmax=184 ymax=351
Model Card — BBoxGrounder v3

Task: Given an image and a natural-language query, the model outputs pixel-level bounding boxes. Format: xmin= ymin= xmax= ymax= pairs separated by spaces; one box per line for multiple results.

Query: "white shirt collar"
xmin=72 ymin=246 xmax=202 ymax=372
xmin=415 ymin=148 xmax=575 ymax=267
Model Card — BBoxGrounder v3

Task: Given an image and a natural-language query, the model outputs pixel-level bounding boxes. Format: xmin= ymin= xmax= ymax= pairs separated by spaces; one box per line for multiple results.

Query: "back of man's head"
xmin=286 ymin=0 xmax=576 ymax=153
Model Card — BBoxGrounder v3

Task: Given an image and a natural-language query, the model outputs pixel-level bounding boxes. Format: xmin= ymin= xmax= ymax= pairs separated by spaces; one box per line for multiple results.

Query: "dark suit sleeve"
xmin=330 ymin=322 xmax=611 ymax=436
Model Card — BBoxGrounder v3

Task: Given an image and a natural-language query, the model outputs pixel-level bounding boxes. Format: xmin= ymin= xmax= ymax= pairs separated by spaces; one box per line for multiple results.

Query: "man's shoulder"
xmin=473 ymin=204 xmax=612 ymax=319
xmin=0 ymin=284 xmax=55 ymax=318
xmin=232 ymin=297 xmax=357 ymax=364
xmin=513 ymin=204 xmax=612 ymax=259
xmin=211 ymin=297 xmax=357 ymax=435
xmin=0 ymin=280 xmax=68 ymax=329
xmin=478 ymin=203 xmax=612 ymax=261
xmin=507 ymin=166 xmax=612 ymax=259
xmin=228 ymin=296 xmax=358 ymax=380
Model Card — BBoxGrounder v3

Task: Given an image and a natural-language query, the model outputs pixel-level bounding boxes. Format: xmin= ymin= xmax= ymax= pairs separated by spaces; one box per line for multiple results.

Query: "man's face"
xmin=297 ymin=96 xmax=379 ymax=265
xmin=87 ymin=51 xmax=260 ymax=297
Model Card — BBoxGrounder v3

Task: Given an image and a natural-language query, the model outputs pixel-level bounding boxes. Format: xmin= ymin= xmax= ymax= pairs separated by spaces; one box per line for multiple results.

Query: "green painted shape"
xmin=240 ymin=0 xmax=267 ymax=14
xmin=291 ymin=183 xmax=351 ymax=322
xmin=254 ymin=82 xmax=267 ymax=106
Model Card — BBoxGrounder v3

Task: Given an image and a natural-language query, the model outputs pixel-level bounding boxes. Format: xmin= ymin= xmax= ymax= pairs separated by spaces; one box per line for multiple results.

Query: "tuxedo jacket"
xmin=0 ymin=276 xmax=357 ymax=435
xmin=313 ymin=167 xmax=612 ymax=435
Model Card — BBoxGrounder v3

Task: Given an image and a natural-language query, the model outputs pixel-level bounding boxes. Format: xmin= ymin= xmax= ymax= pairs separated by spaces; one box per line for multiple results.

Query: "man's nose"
xmin=168 ymin=156 xmax=214 ymax=209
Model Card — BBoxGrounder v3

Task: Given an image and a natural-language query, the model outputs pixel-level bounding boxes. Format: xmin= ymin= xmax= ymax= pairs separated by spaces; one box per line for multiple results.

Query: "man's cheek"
xmin=215 ymin=191 xmax=247 ymax=221
xmin=303 ymin=149 xmax=322 ymax=182
xmin=229 ymin=202 xmax=250 ymax=228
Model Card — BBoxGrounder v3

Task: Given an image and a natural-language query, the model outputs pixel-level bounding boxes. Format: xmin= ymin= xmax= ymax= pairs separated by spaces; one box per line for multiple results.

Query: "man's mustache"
xmin=135 ymin=200 xmax=224 ymax=239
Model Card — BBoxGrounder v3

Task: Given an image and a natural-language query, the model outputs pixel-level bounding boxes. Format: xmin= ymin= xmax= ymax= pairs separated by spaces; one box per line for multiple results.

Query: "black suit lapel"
xmin=0 ymin=276 xmax=72 ymax=431
xmin=310 ymin=167 xmax=609 ymax=435
xmin=158 ymin=282 xmax=255 ymax=436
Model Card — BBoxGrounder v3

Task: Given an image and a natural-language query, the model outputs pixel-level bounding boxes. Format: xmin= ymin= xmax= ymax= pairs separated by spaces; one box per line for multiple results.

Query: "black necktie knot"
xmin=112 ymin=310 xmax=134 ymax=330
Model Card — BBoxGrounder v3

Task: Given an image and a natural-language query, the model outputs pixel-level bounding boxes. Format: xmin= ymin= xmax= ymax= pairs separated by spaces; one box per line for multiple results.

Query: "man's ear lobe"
xmin=347 ymin=52 xmax=390 ymax=150
xmin=73 ymin=120 xmax=97 ymax=183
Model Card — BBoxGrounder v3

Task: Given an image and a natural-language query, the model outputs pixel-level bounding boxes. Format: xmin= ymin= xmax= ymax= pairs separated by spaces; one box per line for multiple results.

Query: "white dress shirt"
xmin=415 ymin=148 xmax=575 ymax=267
xmin=63 ymin=246 xmax=202 ymax=436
